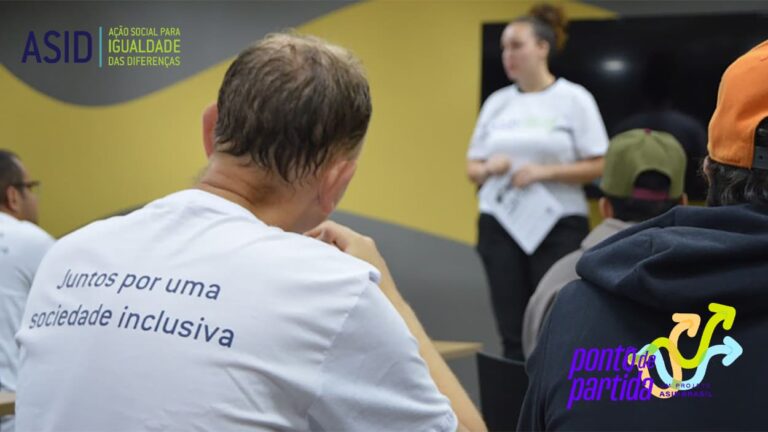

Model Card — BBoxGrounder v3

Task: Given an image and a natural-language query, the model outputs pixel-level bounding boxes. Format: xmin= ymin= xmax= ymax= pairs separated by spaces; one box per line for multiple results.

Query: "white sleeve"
xmin=570 ymin=88 xmax=609 ymax=159
xmin=467 ymin=93 xmax=503 ymax=161
xmin=19 ymin=225 xmax=55 ymax=287
xmin=306 ymin=281 xmax=458 ymax=432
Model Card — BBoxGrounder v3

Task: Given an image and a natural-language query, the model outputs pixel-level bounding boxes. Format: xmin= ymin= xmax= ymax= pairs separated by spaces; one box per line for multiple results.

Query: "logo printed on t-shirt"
xmin=25 ymin=268 xmax=236 ymax=348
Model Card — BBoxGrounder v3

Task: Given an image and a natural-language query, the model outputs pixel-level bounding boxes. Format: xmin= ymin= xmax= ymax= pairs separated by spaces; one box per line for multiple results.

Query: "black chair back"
xmin=476 ymin=352 xmax=529 ymax=431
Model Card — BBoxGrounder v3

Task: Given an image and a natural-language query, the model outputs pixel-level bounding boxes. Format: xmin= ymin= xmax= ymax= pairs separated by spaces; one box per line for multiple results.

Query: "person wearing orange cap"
xmin=518 ymin=40 xmax=768 ymax=430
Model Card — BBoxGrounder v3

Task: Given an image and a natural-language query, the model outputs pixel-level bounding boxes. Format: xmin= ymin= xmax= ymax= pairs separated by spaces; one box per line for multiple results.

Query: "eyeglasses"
xmin=12 ymin=180 xmax=41 ymax=193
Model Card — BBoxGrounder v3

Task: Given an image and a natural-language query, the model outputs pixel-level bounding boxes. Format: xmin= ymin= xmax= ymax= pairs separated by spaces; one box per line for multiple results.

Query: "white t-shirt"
xmin=15 ymin=190 xmax=457 ymax=432
xmin=0 ymin=213 xmax=54 ymax=432
xmin=467 ymin=78 xmax=609 ymax=216
xmin=0 ymin=212 xmax=54 ymax=394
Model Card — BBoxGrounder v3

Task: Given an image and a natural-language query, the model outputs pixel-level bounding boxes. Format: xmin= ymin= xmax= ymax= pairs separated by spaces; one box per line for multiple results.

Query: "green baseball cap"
xmin=600 ymin=129 xmax=687 ymax=200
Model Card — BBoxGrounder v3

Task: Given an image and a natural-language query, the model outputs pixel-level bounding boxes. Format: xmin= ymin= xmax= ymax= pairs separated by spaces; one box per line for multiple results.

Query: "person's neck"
xmin=516 ymin=69 xmax=556 ymax=93
xmin=0 ymin=207 xmax=20 ymax=221
xmin=196 ymin=153 xmax=308 ymax=233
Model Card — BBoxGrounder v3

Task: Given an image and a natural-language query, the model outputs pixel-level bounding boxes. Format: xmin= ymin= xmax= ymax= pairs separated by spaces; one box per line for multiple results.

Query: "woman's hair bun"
xmin=529 ymin=3 xmax=568 ymax=51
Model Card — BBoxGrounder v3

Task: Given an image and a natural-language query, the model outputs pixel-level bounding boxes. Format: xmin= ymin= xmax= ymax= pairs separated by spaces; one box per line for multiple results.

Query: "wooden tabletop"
xmin=0 ymin=392 xmax=14 ymax=417
xmin=434 ymin=340 xmax=483 ymax=360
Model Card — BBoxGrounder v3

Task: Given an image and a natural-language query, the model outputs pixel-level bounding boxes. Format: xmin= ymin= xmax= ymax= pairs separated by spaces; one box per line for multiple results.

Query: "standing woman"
xmin=466 ymin=4 xmax=608 ymax=361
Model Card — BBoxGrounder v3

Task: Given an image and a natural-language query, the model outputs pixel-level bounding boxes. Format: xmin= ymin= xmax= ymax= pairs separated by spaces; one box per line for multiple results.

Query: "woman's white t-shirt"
xmin=467 ymin=78 xmax=609 ymax=217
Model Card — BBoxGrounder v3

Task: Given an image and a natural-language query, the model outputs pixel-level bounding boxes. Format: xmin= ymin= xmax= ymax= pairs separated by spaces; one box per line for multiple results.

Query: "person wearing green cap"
xmin=522 ymin=128 xmax=688 ymax=359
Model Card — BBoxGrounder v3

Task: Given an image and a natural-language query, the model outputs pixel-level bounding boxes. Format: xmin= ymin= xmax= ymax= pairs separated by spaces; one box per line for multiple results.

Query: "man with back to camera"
xmin=518 ymin=40 xmax=768 ymax=430
xmin=15 ymin=33 xmax=486 ymax=432
xmin=521 ymin=128 xmax=688 ymax=359
xmin=0 ymin=150 xmax=54 ymax=432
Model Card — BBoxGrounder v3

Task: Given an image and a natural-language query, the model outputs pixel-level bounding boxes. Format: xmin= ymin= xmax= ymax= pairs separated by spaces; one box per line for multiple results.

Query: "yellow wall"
xmin=1 ymin=0 xmax=614 ymax=243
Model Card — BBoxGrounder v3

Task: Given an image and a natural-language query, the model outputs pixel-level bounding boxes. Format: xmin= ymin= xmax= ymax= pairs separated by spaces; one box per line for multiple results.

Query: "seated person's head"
xmin=0 ymin=149 xmax=39 ymax=223
xmin=705 ymin=118 xmax=768 ymax=207
xmin=199 ymin=33 xmax=372 ymax=233
xmin=704 ymin=41 xmax=768 ymax=207
xmin=598 ymin=129 xmax=688 ymax=223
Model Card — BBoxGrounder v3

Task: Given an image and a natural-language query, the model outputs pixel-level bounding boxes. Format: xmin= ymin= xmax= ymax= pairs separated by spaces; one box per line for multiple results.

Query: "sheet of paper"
xmin=488 ymin=181 xmax=564 ymax=255
xmin=477 ymin=174 xmax=510 ymax=207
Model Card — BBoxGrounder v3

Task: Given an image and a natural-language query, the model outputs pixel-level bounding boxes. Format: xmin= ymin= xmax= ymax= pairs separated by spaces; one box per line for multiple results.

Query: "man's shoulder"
xmin=267 ymin=230 xmax=381 ymax=286
xmin=530 ymin=250 xmax=584 ymax=322
xmin=554 ymin=278 xmax=613 ymax=317
xmin=544 ymin=278 xmax=653 ymax=353
xmin=47 ymin=213 xmax=123 ymax=253
xmin=538 ymin=250 xmax=582 ymax=294
xmin=1 ymin=215 xmax=55 ymax=252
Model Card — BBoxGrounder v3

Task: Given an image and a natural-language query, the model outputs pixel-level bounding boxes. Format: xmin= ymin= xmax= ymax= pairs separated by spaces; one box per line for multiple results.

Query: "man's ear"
xmin=4 ymin=185 xmax=21 ymax=215
xmin=598 ymin=196 xmax=613 ymax=219
xmin=318 ymin=159 xmax=357 ymax=215
xmin=202 ymin=102 xmax=218 ymax=158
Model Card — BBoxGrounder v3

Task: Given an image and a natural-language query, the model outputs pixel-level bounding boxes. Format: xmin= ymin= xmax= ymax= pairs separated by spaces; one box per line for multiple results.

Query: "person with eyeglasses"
xmin=0 ymin=149 xmax=53 ymax=432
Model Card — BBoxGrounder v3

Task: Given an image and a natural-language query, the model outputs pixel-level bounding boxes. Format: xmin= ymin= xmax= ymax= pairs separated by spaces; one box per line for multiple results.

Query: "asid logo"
xmin=21 ymin=30 xmax=94 ymax=64
xmin=19 ymin=26 xmax=182 ymax=69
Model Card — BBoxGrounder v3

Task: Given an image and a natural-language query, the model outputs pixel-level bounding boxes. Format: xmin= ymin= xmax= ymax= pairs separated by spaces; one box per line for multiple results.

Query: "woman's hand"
xmin=514 ymin=157 xmax=604 ymax=187
xmin=467 ymin=155 xmax=512 ymax=186
xmin=511 ymin=164 xmax=553 ymax=188
xmin=485 ymin=154 xmax=512 ymax=175
xmin=467 ymin=154 xmax=512 ymax=186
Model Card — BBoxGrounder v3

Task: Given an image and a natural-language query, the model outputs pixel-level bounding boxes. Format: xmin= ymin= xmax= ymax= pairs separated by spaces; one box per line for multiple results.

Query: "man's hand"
xmin=304 ymin=221 xmax=388 ymax=273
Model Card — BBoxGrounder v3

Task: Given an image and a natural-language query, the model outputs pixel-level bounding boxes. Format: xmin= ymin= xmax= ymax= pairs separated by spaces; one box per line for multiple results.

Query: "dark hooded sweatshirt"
xmin=518 ymin=203 xmax=768 ymax=431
